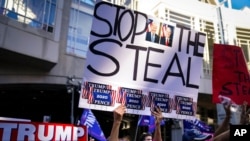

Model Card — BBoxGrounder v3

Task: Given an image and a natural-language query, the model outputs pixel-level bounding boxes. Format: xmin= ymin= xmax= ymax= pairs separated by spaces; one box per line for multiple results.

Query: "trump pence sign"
xmin=79 ymin=0 xmax=206 ymax=120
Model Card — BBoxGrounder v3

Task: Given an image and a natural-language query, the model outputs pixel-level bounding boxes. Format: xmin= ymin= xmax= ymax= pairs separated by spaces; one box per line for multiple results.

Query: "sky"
xmin=141 ymin=0 xmax=250 ymax=12
xmin=219 ymin=0 xmax=250 ymax=10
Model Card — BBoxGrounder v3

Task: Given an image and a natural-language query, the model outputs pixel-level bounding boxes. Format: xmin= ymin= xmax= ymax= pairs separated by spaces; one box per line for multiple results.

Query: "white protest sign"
xmin=78 ymin=0 xmax=206 ymax=119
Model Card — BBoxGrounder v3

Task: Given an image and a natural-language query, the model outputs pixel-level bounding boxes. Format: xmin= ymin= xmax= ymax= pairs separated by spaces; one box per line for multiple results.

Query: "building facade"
xmin=0 ymin=0 xmax=249 ymax=140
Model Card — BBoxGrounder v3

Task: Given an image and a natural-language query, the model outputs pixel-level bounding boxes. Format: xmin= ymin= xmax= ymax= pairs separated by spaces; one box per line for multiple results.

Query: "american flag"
xmin=88 ymin=87 xmax=94 ymax=104
xmin=142 ymin=95 xmax=149 ymax=109
xmin=174 ymin=96 xmax=193 ymax=110
xmin=82 ymin=81 xmax=89 ymax=99
xmin=116 ymin=87 xmax=143 ymax=103
xmin=160 ymin=23 xmax=167 ymax=37
xmin=111 ymin=90 xmax=116 ymax=106
xmin=150 ymin=96 xmax=155 ymax=112
xmin=107 ymin=85 xmax=112 ymax=90
xmin=176 ymin=98 xmax=195 ymax=115
xmin=168 ymin=98 xmax=174 ymax=113
xmin=189 ymin=97 xmax=197 ymax=116
xmin=121 ymin=92 xmax=127 ymax=105
xmin=116 ymin=87 xmax=122 ymax=103
xmin=176 ymin=99 xmax=181 ymax=114
xmin=173 ymin=96 xmax=178 ymax=110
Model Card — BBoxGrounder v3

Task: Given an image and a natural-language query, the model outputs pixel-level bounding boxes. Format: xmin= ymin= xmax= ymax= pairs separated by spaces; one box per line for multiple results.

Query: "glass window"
xmin=0 ymin=0 xmax=57 ymax=33
xmin=44 ymin=0 xmax=56 ymax=26
xmin=73 ymin=0 xmax=96 ymax=7
xmin=241 ymin=44 xmax=249 ymax=62
xmin=236 ymin=27 xmax=250 ymax=64
xmin=67 ymin=8 xmax=93 ymax=57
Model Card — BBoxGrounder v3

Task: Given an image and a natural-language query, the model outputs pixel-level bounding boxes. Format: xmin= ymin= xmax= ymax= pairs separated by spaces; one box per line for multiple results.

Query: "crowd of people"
xmin=108 ymin=104 xmax=163 ymax=141
xmin=87 ymin=100 xmax=250 ymax=141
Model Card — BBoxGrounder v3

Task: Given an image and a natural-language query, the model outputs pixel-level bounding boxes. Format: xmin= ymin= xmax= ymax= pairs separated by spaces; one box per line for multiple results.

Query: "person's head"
xmin=151 ymin=22 xmax=158 ymax=34
xmin=139 ymin=132 xmax=152 ymax=141
xmin=166 ymin=27 xmax=172 ymax=38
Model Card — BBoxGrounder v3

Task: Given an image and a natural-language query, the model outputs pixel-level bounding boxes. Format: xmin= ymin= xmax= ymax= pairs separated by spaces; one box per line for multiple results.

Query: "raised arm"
xmin=213 ymin=101 xmax=249 ymax=141
xmin=214 ymin=103 xmax=231 ymax=137
xmin=240 ymin=101 xmax=249 ymax=125
xmin=109 ymin=105 xmax=126 ymax=141
xmin=213 ymin=130 xmax=230 ymax=141
xmin=152 ymin=107 xmax=163 ymax=141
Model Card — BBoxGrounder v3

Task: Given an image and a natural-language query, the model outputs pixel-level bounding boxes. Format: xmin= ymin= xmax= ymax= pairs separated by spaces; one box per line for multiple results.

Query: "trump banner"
xmin=137 ymin=115 xmax=165 ymax=133
xmin=78 ymin=0 xmax=206 ymax=119
xmin=0 ymin=121 xmax=87 ymax=141
xmin=212 ymin=44 xmax=250 ymax=104
xmin=80 ymin=109 xmax=107 ymax=141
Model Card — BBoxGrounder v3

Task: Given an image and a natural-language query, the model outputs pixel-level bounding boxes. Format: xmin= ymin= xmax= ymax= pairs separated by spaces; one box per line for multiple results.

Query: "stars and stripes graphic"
xmin=81 ymin=81 xmax=198 ymax=118
xmin=121 ymin=92 xmax=127 ymax=105
xmin=176 ymin=99 xmax=181 ymax=114
xmin=189 ymin=98 xmax=197 ymax=115
xmin=107 ymin=85 xmax=112 ymax=89
xmin=173 ymin=95 xmax=193 ymax=110
xmin=160 ymin=23 xmax=167 ymax=37
xmin=82 ymin=81 xmax=89 ymax=99
xmin=148 ymin=92 xmax=173 ymax=113
xmin=168 ymin=98 xmax=174 ymax=113
xmin=110 ymin=90 xmax=116 ymax=106
xmin=176 ymin=96 xmax=195 ymax=116
xmin=173 ymin=96 xmax=179 ymax=110
xmin=88 ymin=87 xmax=94 ymax=104
xmin=116 ymin=87 xmax=142 ymax=103
xmin=82 ymin=81 xmax=113 ymax=99
xmin=142 ymin=95 xmax=149 ymax=109
xmin=116 ymin=87 xmax=123 ymax=103
xmin=150 ymin=96 xmax=155 ymax=112
xmin=87 ymin=87 xmax=116 ymax=106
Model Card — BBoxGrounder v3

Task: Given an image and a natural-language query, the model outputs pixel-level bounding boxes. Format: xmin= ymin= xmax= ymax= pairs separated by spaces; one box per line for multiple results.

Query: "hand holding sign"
xmin=151 ymin=106 xmax=163 ymax=125
xmin=113 ymin=104 xmax=126 ymax=123
xmin=219 ymin=95 xmax=238 ymax=112
xmin=240 ymin=101 xmax=250 ymax=125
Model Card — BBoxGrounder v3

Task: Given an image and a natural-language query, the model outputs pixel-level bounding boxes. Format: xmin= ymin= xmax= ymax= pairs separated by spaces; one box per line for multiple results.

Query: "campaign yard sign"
xmin=212 ymin=44 xmax=250 ymax=104
xmin=79 ymin=0 xmax=206 ymax=119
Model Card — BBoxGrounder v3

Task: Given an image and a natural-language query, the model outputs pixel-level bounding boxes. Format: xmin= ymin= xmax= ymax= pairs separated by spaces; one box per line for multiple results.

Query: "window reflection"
xmin=73 ymin=0 xmax=96 ymax=6
xmin=0 ymin=0 xmax=56 ymax=33
xmin=67 ymin=8 xmax=93 ymax=57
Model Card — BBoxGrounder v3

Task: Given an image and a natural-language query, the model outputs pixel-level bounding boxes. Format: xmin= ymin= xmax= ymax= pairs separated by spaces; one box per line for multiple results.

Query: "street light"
xmin=66 ymin=76 xmax=81 ymax=124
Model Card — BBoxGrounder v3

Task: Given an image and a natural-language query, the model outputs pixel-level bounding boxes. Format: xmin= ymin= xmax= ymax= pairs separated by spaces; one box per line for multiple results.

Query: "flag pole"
xmin=134 ymin=115 xmax=141 ymax=141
